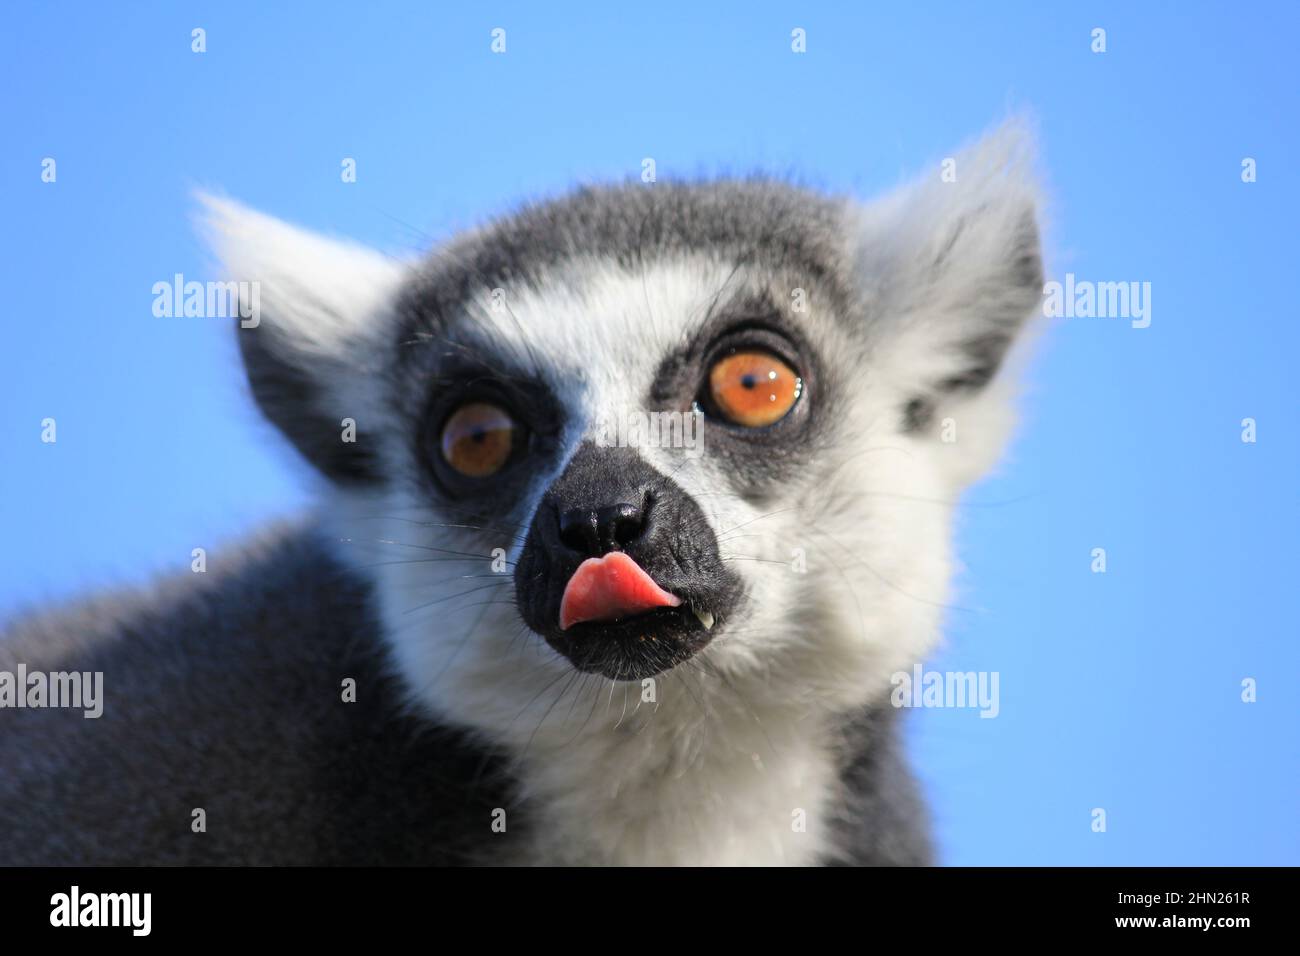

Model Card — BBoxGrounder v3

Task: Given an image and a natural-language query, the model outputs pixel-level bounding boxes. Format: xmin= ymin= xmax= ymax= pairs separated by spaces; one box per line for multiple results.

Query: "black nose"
xmin=513 ymin=443 xmax=742 ymax=680
xmin=558 ymin=501 xmax=646 ymax=557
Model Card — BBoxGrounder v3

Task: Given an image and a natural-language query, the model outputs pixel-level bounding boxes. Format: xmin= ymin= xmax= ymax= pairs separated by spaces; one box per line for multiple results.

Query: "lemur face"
xmin=395 ymin=247 xmax=839 ymax=684
xmin=203 ymin=122 xmax=1043 ymax=742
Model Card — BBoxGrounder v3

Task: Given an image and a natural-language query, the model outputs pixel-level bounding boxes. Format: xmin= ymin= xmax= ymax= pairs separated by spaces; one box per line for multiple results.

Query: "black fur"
xmin=827 ymin=705 xmax=934 ymax=865
xmin=238 ymin=324 xmax=385 ymax=485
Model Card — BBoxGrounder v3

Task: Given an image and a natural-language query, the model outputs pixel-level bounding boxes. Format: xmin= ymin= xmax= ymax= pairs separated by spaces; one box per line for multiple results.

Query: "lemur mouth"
xmin=558 ymin=551 xmax=683 ymax=629
xmin=512 ymin=442 xmax=742 ymax=681
xmin=554 ymin=602 xmax=720 ymax=680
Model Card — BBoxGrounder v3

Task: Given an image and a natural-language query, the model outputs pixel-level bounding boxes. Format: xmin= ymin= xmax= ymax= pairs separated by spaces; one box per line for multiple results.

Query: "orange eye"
xmin=440 ymin=402 xmax=516 ymax=477
xmin=707 ymin=350 xmax=802 ymax=427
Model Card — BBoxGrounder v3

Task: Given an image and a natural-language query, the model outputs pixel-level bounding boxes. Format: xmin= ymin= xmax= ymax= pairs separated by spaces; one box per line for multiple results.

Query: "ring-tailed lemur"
xmin=0 ymin=121 xmax=1044 ymax=865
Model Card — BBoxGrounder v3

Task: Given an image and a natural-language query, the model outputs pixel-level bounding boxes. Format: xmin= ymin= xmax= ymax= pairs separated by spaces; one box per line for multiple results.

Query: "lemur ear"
xmin=196 ymin=195 xmax=407 ymax=484
xmin=851 ymin=119 xmax=1045 ymax=431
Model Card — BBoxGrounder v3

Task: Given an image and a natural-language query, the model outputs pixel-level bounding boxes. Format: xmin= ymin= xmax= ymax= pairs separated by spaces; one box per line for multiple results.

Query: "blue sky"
xmin=3 ymin=2 xmax=1296 ymax=864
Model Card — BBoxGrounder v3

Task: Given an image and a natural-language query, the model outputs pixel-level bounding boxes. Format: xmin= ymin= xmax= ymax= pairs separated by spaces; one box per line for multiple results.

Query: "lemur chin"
xmin=0 ymin=120 xmax=1045 ymax=866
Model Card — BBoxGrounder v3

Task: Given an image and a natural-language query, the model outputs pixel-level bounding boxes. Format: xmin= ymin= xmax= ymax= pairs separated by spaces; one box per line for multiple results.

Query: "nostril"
xmin=557 ymin=502 xmax=647 ymax=557
xmin=608 ymin=504 xmax=644 ymax=549
xmin=596 ymin=502 xmax=644 ymax=552
xmin=558 ymin=509 xmax=601 ymax=557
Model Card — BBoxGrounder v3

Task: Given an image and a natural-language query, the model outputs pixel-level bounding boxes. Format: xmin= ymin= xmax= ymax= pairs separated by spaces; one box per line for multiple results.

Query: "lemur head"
xmin=202 ymin=122 xmax=1043 ymax=744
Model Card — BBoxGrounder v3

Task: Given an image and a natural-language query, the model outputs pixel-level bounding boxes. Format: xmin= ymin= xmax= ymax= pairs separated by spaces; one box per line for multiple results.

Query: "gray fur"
xmin=0 ymin=528 xmax=519 ymax=865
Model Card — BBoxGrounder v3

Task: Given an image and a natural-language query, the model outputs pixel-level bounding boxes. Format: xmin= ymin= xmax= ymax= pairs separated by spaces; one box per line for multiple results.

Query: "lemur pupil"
xmin=741 ymin=374 xmax=756 ymax=389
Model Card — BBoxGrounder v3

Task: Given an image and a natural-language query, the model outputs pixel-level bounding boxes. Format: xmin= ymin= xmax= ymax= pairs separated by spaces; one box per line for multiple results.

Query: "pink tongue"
xmin=559 ymin=552 xmax=682 ymax=630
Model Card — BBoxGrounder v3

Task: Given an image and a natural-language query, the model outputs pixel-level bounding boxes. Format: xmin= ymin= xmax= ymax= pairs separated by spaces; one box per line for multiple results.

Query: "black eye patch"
xmin=414 ymin=359 xmax=565 ymax=502
xmin=645 ymin=300 xmax=829 ymax=496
